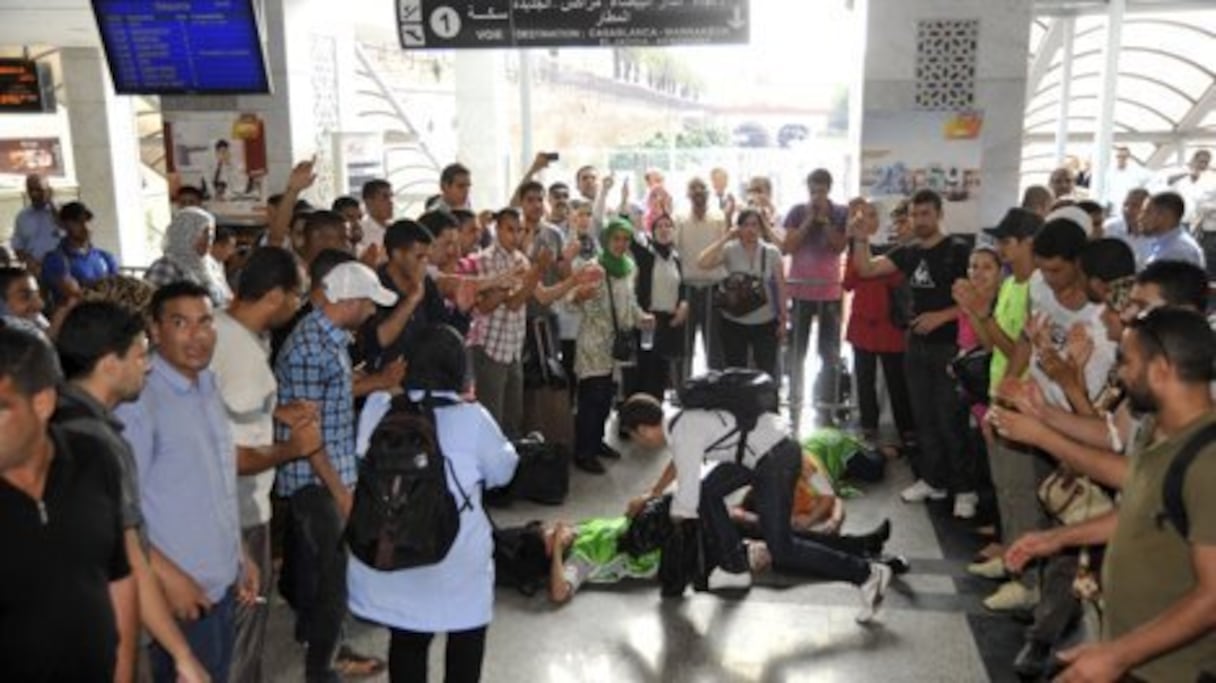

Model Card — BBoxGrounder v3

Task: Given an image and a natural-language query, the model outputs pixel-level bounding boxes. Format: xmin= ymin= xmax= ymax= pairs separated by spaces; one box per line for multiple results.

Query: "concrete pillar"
xmin=1054 ymin=18 xmax=1075 ymax=166
xmin=455 ymin=51 xmax=510 ymax=209
xmin=1091 ymin=0 xmax=1125 ymax=206
xmin=858 ymin=0 xmax=1032 ymax=230
xmin=59 ymin=47 xmax=147 ymax=265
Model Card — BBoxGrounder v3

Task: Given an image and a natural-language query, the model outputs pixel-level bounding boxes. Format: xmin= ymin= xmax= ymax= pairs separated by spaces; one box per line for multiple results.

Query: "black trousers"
xmin=720 ymin=317 xmax=780 ymax=380
xmin=904 ymin=335 xmax=973 ymax=493
xmin=681 ymin=284 xmax=724 ymax=379
xmin=699 ymin=439 xmax=871 ymax=584
xmin=574 ymin=375 xmax=615 ymax=458
xmin=288 ymin=485 xmax=347 ymax=682
xmin=853 ymin=348 xmax=916 ymax=439
xmin=388 ymin=626 xmax=487 ymax=683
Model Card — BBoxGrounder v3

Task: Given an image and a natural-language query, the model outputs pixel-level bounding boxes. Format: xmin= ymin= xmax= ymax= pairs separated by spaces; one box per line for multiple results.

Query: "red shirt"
xmin=843 ymin=259 xmax=906 ymax=354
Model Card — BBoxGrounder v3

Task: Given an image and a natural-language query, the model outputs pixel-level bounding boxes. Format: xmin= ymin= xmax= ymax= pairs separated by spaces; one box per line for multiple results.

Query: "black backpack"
xmin=345 ymin=395 xmax=472 ymax=571
xmin=1157 ymin=422 xmax=1216 ymax=539
xmin=674 ymin=369 xmax=780 ymax=464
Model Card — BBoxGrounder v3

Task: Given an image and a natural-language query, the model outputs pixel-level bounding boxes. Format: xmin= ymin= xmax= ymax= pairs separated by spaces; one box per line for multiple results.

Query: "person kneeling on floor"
xmin=616 ymin=393 xmax=895 ymax=623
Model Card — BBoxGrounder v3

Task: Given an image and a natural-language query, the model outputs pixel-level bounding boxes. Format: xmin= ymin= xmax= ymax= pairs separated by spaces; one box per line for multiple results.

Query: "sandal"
xmin=335 ymin=647 xmax=386 ymax=679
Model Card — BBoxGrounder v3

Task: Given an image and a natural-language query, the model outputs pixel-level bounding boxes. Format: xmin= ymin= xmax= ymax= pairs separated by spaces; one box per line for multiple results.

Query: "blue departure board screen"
xmin=92 ymin=0 xmax=271 ymax=94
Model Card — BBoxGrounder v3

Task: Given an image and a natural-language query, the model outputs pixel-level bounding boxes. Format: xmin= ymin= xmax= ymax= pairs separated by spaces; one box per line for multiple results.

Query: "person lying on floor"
xmin=612 ymin=393 xmax=899 ymax=622
xmin=516 ymin=490 xmax=903 ymax=606
xmin=728 ymin=449 xmax=902 ymax=572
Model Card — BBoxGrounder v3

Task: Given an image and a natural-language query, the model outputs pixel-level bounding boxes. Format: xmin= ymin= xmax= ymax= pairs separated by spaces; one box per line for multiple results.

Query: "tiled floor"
xmin=264 ymin=343 xmax=1028 ymax=681
xmin=264 ymin=451 xmax=1027 ymax=682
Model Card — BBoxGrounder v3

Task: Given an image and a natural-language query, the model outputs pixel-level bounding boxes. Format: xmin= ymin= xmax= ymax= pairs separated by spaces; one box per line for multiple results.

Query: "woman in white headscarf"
xmin=145 ymin=206 xmax=232 ymax=307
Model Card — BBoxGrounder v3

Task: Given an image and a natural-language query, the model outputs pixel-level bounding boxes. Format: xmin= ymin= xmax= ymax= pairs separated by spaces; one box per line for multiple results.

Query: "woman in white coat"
xmin=348 ymin=324 xmax=518 ymax=682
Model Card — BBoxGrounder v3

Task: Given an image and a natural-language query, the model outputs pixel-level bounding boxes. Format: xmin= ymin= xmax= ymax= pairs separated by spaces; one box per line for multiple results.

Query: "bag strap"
xmin=1157 ymin=422 xmax=1216 ymax=538
xmin=416 ymin=392 xmax=474 ymax=514
xmin=669 ymin=409 xmax=746 ymax=464
xmin=605 ymin=278 xmax=621 ymax=335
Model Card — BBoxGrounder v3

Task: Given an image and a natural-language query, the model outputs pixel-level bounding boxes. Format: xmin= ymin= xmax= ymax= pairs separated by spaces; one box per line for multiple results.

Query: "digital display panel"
xmin=92 ymin=0 xmax=271 ymax=95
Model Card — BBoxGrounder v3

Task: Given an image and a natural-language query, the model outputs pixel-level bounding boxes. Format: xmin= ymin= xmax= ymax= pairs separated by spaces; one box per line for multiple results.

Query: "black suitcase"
xmin=509 ymin=433 xmax=570 ymax=505
xmin=484 ymin=430 xmax=572 ymax=507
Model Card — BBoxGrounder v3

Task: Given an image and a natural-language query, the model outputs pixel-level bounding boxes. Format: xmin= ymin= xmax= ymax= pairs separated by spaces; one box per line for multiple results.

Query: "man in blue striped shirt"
xmin=274 ymin=261 xmax=396 ymax=682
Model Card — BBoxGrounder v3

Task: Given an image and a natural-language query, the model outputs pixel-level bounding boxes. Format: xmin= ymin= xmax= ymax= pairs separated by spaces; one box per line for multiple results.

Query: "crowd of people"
xmin=0 ymin=142 xmax=1213 ymax=683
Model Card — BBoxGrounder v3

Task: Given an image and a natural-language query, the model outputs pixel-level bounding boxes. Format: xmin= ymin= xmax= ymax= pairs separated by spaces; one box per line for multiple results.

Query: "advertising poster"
xmin=860 ymin=110 xmax=983 ymax=235
xmin=164 ymin=112 xmax=268 ymax=223
xmin=0 ymin=138 xmax=64 ymax=177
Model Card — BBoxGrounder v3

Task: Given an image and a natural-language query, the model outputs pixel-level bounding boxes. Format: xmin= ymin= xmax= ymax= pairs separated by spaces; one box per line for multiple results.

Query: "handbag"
xmin=950 ymin=348 xmax=993 ymax=404
xmin=713 ymin=247 xmax=768 ymax=317
xmin=606 ymin=278 xmax=635 ymax=363
xmin=1037 ymin=467 xmax=1114 ymax=526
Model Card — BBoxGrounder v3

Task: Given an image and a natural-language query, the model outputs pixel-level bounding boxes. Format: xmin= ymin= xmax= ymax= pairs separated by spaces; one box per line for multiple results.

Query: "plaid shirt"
xmin=144 ymin=258 xmax=190 ymax=289
xmin=274 ymin=308 xmax=358 ymax=496
xmin=467 ymin=244 xmax=529 ymax=364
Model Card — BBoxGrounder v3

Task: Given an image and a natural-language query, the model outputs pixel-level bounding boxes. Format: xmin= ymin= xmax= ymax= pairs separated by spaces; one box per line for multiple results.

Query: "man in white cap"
xmin=273 ymin=261 xmax=396 ymax=682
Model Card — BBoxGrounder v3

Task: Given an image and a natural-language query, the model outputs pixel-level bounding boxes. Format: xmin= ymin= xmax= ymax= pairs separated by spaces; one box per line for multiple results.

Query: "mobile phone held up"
xmin=544 ymin=152 xmax=560 ymax=162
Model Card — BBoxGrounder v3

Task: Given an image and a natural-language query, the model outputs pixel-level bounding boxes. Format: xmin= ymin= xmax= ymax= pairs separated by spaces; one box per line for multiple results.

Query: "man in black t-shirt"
xmin=0 ymin=327 xmax=136 ymax=681
xmin=851 ymin=190 xmax=976 ymax=510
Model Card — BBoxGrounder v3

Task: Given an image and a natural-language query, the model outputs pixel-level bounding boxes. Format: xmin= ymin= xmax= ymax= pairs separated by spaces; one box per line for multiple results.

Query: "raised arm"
xmin=266 ymin=157 xmax=316 ymax=249
xmin=697 ymin=227 xmax=737 ymax=271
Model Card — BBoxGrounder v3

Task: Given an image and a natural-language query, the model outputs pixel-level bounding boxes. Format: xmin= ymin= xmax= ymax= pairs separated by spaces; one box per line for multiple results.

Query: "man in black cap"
xmin=39 ymin=201 xmax=119 ymax=301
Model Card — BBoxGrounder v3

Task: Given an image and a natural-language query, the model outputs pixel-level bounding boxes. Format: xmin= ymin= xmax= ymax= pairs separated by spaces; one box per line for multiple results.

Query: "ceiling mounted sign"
xmin=397 ymin=0 xmax=750 ymax=49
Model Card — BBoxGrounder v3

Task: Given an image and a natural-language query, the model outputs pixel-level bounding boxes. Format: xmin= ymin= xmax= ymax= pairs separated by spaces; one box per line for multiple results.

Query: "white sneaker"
xmin=900 ymin=479 xmax=948 ymax=503
xmin=983 ymin=581 xmax=1040 ymax=612
xmin=856 ymin=563 xmax=893 ymax=623
xmin=966 ymin=556 xmax=1008 ymax=580
xmin=707 ymin=567 xmax=752 ymax=591
xmin=953 ymin=492 xmax=979 ymax=519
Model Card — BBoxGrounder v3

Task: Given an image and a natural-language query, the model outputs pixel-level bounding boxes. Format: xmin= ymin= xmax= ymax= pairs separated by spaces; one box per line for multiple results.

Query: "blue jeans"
xmin=699 ymin=439 xmax=871 ymax=584
xmin=149 ymin=587 xmax=236 ymax=682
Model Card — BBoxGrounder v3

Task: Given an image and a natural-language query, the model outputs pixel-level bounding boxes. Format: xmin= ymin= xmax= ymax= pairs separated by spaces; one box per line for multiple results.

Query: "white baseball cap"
xmin=1045 ymin=206 xmax=1093 ymax=234
xmin=322 ymin=262 xmax=398 ymax=307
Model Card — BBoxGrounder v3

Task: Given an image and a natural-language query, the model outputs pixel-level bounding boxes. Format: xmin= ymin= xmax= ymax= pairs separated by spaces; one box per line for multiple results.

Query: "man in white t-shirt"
xmin=358 ymin=179 xmax=394 ymax=264
xmin=995 ymin=216 xmax=1116 ymax=621
xmin=1101 ymin=146 xmax=1150 ymax=212
xmin=210 ymin=247 xmax=326 ymax=683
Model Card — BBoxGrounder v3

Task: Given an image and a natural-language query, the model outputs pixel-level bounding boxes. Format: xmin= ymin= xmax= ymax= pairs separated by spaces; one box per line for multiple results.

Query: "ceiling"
xmin=0 ymin=2 xmax=100 ymax=50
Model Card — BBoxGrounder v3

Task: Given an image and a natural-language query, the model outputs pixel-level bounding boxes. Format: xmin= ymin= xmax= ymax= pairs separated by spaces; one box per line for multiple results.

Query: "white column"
xmin=59 ymin=47 xmax=147 ymax=266
xmin=1054 ymin=17 xmax=1075 ymax=166
xmin=1091 ymin=0 xmax=1125 ymax=206
xmin=518 ymin=49 xmax=534 ymax=173
xmin=455 ymin=51 xmax=510 ymax=208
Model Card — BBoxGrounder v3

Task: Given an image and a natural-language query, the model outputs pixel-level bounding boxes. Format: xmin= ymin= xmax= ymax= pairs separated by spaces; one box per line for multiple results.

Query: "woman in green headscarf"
xmin=570 ymin=218 xmax=654 ymax=474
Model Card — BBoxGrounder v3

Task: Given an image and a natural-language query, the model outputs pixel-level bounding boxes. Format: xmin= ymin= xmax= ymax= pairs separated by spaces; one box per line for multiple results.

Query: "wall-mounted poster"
xmin=334 ymin=132 xmax=385 ymax=198
xmin=860 ymin=110 xmax=983 ymax=236
xmin=164 ymin=112 xmax=268 ymax=223
xmin=0 ymin=138 xmax=64 ymax=177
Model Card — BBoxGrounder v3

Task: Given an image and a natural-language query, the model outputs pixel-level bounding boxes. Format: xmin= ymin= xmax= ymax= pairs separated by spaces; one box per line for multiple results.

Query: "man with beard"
xmin=851 ymin=190 xmax=973 ymax=512
xmin=999 ymin=307 xmax=1216 ymax=683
